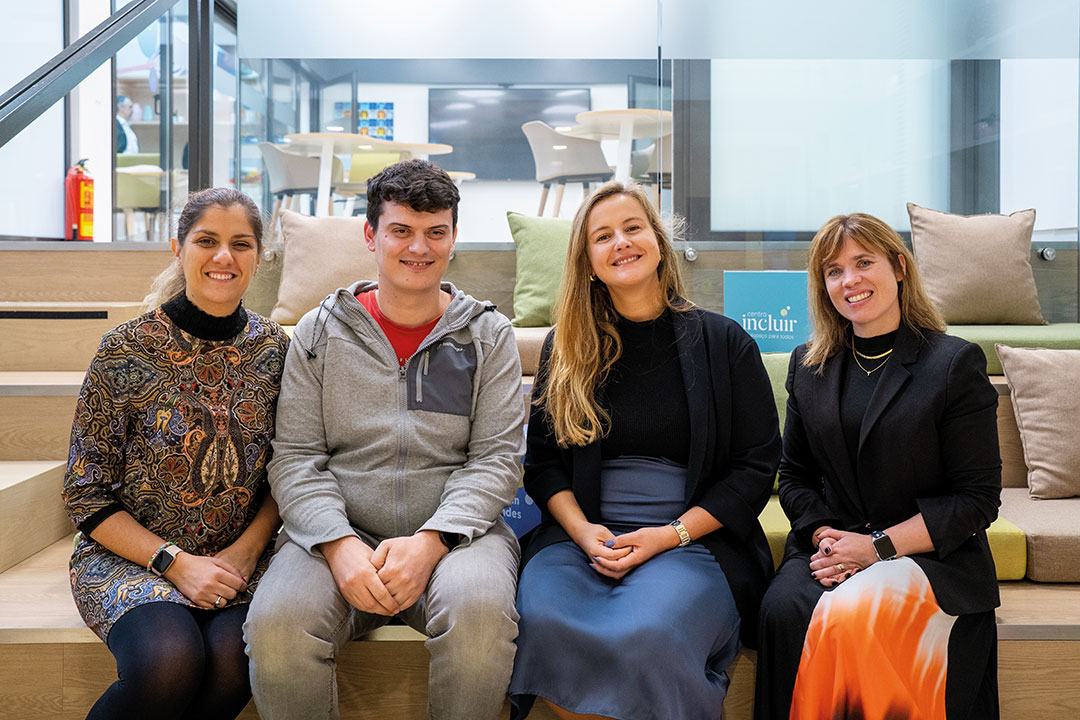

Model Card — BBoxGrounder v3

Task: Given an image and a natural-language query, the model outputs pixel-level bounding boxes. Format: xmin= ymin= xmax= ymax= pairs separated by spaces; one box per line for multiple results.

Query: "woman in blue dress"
xmin=509 ymin=181 xmax=781 ymax=719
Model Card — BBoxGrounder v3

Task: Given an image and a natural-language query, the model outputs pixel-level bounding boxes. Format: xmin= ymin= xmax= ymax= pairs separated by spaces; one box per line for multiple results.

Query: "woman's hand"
xmin=567 ymin=521 xmax=632 ymax=577
xmin=213 ymin=539 xmax=263 ymax=586
xmin=592 ymin=525 xmax=679 ymax=580
xmin=164 ymin=552 xmax=248 ymax=609
xmin=808 ymin=528 xmax=878 ymax=587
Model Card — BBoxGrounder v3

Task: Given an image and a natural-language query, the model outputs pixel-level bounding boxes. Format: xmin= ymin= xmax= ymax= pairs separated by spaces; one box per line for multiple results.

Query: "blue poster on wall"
xmin=724 ymin=271 xmax=810 ymax=353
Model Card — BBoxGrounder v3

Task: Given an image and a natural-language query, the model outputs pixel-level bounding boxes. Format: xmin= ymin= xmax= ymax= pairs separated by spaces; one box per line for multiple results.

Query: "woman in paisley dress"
xmin=63 ymin=187 xmax=289 ymax=720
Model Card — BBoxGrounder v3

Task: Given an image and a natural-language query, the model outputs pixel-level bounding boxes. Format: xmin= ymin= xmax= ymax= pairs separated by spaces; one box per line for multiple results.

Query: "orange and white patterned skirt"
xmin=790 ymin=558 xmax=956 ymax=720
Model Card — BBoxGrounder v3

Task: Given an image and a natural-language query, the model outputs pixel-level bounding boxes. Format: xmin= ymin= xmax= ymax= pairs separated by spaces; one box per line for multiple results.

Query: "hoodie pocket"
xmin=407 ymin=338 xmax=476 ymax=416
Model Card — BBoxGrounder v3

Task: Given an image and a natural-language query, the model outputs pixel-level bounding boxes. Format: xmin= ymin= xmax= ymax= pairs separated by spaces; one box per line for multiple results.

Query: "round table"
xmin=283 ymin=133 xmax=452 ymax=216
xmin=559 ymin=109 xmax=673 ymax=183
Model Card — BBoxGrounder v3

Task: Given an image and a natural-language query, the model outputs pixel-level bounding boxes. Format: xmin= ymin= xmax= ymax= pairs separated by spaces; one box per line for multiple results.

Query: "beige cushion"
xmin=997 ymin=344 xmax=1080 ymax=499
xmin=999 ymin=488 xmax=1080 ymax=582
xmin=270 ymin=209 xmax=378 ymax=325
xmin=513 ymin=326 xmax=550 ymax=376
xmin=907 ymin=203 xmax=1044 ymax=325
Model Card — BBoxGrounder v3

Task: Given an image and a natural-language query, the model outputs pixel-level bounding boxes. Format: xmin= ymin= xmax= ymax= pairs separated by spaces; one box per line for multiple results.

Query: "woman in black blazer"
xmin=507 ymin=182 xmax=780 ymax=720
xmin=755 ymin=213 xmax=1001 ymax=720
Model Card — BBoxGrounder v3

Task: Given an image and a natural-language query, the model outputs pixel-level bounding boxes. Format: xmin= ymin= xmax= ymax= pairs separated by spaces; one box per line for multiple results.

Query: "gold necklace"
xmin=852 ymin=347 xmax=890 ymax=376
xmin=854 ymin=347 xmax=893 ymax=360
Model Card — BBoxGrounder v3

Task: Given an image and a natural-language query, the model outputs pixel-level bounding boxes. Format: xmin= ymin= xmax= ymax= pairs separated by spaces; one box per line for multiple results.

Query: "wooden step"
xmin=0 ymin=243 xmax=172 ymax=303
xmin=2 ymin=536 xmax=1078 ymax=718
xmin=0 ymin=537 xmax=560 ymax=720
xmin=0 ymin=302 xmax=142 ymax=372
xmin=0 ymin=373 xmax=83 ymax=461
xmin=0 ymin=462 xmax=70 ymax=573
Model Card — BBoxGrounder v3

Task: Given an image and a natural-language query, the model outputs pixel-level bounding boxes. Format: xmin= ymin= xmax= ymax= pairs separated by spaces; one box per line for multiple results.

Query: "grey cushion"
xmin=999 ymin=487 xmax=1080 ymax=582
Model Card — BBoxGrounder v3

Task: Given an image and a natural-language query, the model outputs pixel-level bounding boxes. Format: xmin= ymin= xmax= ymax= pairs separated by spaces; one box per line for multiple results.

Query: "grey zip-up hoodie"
xmin=267 ymin=280 xmax=525 ymax=554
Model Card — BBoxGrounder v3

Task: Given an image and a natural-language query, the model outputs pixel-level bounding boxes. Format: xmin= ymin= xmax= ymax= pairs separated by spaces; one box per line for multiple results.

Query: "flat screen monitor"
xmin=429 ymin=88 xmax=591 ymax=181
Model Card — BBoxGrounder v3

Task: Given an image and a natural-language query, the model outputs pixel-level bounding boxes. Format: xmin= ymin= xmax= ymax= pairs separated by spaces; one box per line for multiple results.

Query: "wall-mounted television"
xmin=429 ymin=87 xmax=591 ymax=181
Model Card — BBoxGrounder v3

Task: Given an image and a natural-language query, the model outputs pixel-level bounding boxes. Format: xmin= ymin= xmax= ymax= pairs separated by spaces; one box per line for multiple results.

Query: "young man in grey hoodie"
xmin=245 ymin=160 xmax=524 ymax=720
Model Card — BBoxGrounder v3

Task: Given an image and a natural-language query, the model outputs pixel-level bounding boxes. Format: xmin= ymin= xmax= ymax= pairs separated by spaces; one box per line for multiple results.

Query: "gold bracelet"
xmin=669 ymin=519 xmax=692 ymax=547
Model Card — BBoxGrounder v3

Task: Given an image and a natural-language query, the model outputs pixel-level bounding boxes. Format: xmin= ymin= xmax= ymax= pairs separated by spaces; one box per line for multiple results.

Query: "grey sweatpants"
xmin=244 ymin=519 xmax=520 ymax=720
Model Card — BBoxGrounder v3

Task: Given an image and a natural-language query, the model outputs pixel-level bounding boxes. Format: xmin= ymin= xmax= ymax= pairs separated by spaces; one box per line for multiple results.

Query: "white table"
xmin=283 ymin=133 xmax=453 ymax=216
xmin=559 ymin=109 xmax=673 ymax=183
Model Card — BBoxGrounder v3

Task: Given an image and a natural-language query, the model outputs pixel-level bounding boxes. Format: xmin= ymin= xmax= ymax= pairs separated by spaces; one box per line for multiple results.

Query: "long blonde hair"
xmin=538 ymin=181 xmax=691 ymax=447
xmin=142 ymin=188 xmax=264 ymax=310
xmin=803 ymin=213 xmax=944 ymax=371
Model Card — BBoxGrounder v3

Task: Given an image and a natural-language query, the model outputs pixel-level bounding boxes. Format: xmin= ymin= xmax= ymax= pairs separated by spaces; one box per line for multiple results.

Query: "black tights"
xmin=87 ymin=602 xmax=251 ymax=720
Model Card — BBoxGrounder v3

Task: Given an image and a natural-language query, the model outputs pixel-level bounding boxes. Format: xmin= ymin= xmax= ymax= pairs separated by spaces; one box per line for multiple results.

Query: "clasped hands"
xmin=321 ymin=532 xmax=447 ymax=615
xmin=571 ymin=521 xmax=680 ymax=580
xmin=808 ymin=527 xmax=879 ymax=588
xmin=166 ymin=540 xmax=260 ymax=610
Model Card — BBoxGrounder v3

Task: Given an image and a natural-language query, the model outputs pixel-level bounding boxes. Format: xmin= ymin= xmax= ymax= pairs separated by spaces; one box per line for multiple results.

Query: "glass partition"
xmin=113 ymin=6 xmax=189 ymax=241
xmin=229 ymin=0 xmax=1077 ymax=321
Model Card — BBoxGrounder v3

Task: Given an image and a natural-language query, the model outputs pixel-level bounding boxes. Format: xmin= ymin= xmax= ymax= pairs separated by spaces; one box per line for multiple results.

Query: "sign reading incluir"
xmin=723 ymin=271 xmax=810 ymax=353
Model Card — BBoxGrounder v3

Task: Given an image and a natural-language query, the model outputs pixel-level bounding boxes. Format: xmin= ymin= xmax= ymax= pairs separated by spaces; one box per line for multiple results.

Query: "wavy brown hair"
xmin=537 ymin=181 xmax=692 ymax=447
xmin=803 ymin=212 xmax=944 ymax=371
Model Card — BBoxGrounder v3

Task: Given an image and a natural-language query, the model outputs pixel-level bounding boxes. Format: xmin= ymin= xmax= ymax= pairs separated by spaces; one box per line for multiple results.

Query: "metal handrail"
xmin=0 ymin=0 xmax=181 ymax=149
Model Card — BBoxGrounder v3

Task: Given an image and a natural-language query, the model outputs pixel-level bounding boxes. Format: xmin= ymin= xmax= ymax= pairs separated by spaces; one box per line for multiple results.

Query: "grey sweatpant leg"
xmin=244 ymin=520 xmax=520 ymax=720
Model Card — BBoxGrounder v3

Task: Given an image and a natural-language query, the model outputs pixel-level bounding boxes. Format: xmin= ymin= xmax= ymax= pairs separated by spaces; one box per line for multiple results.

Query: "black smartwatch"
xmin=150 ymin=544 xmax=182 ymax=576
xmin=870 ymin=530 xmax=897 ymax=561
xmin=438 ymin=532 xmax=463 ymax=551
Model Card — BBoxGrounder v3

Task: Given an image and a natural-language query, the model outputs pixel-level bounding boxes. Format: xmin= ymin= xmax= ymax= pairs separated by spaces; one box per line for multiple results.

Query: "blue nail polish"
xmin=604 ymin=539 xmax=614 ymax=548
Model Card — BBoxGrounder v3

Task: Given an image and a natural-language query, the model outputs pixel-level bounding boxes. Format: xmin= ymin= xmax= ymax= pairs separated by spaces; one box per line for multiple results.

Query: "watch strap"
xmin=670 ymin=520 xmax=692 ymax=547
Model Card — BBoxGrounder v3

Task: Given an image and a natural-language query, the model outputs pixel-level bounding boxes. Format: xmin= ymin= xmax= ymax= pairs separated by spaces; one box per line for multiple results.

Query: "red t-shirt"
xmin=356 ymin=289 xmax=441 ymax=366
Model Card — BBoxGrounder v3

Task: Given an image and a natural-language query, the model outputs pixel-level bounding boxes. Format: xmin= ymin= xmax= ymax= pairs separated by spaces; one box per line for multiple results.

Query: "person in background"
xmin=116 ymin=95 xmax=139 ymax=154
xmin=64 ymin=187 xmax=287 ymax=720
xmin=509 ymin=181 xmax=780 ymax=720
xmin=755 ymin=212 xmax=1001 ymax=720
xmin=245 ymin=159 xmax=523 ymax=720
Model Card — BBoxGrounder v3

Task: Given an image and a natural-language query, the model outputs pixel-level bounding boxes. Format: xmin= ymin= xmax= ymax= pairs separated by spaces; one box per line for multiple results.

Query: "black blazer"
xmin=778 ymin=323 xmax=1002 ymax=616
xmin=521 ymin=308 xmax=781 ymax=647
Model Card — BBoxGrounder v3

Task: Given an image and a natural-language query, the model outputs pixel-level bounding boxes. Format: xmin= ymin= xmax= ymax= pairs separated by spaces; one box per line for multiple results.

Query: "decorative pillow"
xmin=996 ymin=344 xmax=1080 ymax=499
xmin=907 ymin=203 xmax=1044 ymax=325
xmin=270 ymin=209 xmax=378 ymax=324
xmin=506 ymin=212 xmax=571 ymax=328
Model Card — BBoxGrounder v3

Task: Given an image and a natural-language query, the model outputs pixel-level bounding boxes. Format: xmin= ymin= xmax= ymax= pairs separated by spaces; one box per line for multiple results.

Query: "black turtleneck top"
xmin=161 ymin=293 xmax=247 ymax=341
xmin=599 ymin=309 xmax=690 ymax=464
xmin=840 ymin=328 xmax=899 ymax=469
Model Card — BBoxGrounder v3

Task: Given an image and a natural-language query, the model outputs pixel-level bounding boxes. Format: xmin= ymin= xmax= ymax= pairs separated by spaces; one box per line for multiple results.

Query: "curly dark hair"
xmin=365 ymin=159 xmax=460 ymax=230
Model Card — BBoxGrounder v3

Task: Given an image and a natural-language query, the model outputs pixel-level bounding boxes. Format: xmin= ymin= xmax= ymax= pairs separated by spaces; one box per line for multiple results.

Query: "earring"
xmin=659 ymin=253 xmax=664 ymax=262
xmin=589 ymin=273 xmax=597 ymax=282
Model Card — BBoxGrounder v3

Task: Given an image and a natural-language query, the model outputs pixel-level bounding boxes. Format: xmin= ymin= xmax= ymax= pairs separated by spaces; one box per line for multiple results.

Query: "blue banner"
xmin=724 ymin=270 xmax=810 ymax=353
xmin=503 ymin=486 xmax=542 ymax=538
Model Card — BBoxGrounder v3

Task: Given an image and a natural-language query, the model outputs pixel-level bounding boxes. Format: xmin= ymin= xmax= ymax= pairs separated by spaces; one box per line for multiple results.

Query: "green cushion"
xmin=947 ymin=323 xmax=1080 ymax=375
xmin=759 ymin=496 xmax=1028 ymax=580
xmin=759 ymin=495 xmax=789 ymax=570
xmin=506 ymin=212 xmax=572 ymax=327
xmin=986 ymin=515 xmax=1027 ymax=581
xmin=761 ymin=352 xmax=791 ymax=431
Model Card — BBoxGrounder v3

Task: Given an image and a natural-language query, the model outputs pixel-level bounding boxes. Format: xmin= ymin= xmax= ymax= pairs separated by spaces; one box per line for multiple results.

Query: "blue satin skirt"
xmin=509 ymin=456 xmax=740 ymax=720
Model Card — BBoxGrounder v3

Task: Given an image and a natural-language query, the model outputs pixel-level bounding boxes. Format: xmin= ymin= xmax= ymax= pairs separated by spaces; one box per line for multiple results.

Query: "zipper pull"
xmin=399 ymin=365 xmax=406 ymax=381
xmin=423 ymin=350 xmax=430 ymax=376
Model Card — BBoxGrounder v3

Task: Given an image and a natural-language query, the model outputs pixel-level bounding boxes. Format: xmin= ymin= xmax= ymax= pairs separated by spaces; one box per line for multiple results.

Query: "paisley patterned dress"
xmin=63 ymin=302 xmax=288 ymax=641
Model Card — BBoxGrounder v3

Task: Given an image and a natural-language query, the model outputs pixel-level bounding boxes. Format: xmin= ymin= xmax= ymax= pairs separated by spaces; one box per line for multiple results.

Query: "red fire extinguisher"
xmin=64 ymin=159 xmax=94 ymax=241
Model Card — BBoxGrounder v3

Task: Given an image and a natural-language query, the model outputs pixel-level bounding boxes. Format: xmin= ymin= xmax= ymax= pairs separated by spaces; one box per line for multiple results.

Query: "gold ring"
xmin=837 ymin=563 xmax=846 ymax=572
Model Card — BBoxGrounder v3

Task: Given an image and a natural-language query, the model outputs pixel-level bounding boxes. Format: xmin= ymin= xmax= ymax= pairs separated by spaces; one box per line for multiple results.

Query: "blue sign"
xmin=724 ymin=271 xmax=810 ymax=353
xmin=503 ymin=486 xmax=541 ymax=538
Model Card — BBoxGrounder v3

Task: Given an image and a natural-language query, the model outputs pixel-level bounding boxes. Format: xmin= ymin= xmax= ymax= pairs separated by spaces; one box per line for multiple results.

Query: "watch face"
xmin=872 ymin=531 xmax=897 ymax=560
xmin=152 ymin=547 xmax=176 ymax=575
